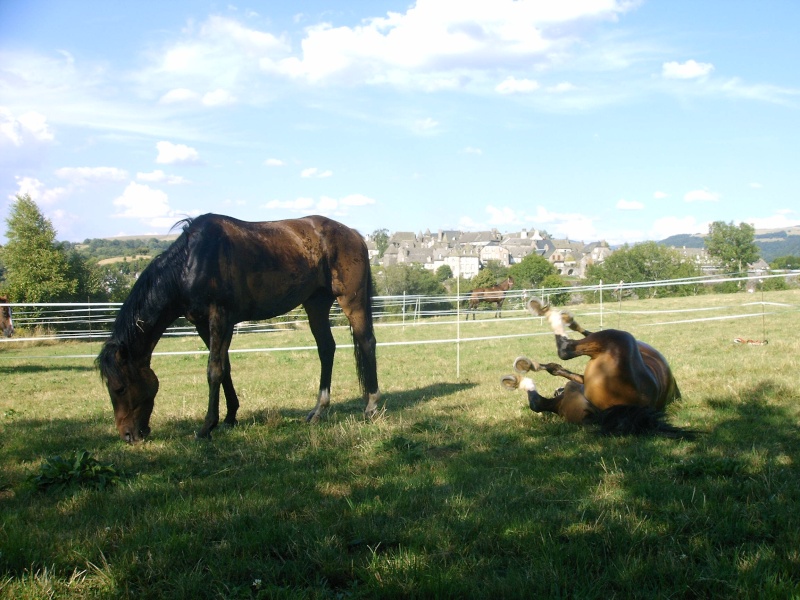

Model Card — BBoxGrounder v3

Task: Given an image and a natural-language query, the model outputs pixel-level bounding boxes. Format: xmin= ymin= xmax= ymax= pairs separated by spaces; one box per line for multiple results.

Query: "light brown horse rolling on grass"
xmin=502 ymin=298 xmax=690 ymax=437
xmin=466 ymin=276 xmax=514 ymax=320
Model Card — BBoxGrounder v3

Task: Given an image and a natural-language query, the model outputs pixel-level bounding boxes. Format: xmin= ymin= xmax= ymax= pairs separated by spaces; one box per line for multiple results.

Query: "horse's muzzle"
xmin=120 ymin=424 xmax=151 ymax=444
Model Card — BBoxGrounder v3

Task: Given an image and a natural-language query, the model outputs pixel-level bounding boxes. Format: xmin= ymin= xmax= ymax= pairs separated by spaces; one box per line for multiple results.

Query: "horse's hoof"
xmin=526 ymin=298 xmax=548 ymax=316
xmin=306 ymin=412 xmax=320 ymax=424
xmin=514 ymin=356 xmax=540 ymax=373
xmin=221 ymin=419 xmax=238 ymax=429
xmin=195 ymin=431 xmax=213 ymax=441
xmin=501 ymin=374 xmax=521 ymax=390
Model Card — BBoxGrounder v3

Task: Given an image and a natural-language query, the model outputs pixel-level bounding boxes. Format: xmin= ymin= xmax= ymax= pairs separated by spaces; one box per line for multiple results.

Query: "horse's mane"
xmin=97 ymin=218 xmax=194 ymax=382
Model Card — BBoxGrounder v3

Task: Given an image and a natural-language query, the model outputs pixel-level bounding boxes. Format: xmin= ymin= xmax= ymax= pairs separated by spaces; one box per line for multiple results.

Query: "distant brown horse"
xmin=97 ymin=214 xmax=380 ymax=443
xmin=502 ymin=298 xmax=688 ymax=436
xmin=0 ymin=296 xmax=13 ymax=338
xmin=466 ymin=276 xmax=514 ymax=320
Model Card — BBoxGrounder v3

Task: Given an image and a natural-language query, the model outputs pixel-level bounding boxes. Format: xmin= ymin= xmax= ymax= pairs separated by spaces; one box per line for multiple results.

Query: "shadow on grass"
xmin=2 ymin=381 xmax=800 ymax=598
xmin=0 ymin=363 xmax=96 ymax=375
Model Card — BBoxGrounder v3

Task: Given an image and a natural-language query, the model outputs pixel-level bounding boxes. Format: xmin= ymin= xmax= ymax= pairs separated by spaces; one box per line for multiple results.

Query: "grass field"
xmin=1 ymin=291 xmax=799 ymax=598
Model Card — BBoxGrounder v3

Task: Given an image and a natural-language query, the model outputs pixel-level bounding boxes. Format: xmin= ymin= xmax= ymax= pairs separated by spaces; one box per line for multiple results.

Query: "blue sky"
xmin=1 ymin=1 xmax=798 ymax=245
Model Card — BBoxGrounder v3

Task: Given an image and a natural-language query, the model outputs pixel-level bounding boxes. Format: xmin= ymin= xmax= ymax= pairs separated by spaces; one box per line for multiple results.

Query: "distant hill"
xmin=660 ymin=226 xmax=800 ymax=263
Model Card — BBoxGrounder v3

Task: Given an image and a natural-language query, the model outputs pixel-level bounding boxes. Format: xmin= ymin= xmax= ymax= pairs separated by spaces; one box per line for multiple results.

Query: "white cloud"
xmin=264 ymin=0 xmax=632 ymax=88
xmin=412 ymin=117 xmax=439 ymax=135
xmin=461 ymin=146 xmax=483 ymax=155
xmin=159 ymin=88 xmax=200 ymax=104
xmin=547 ymin=82 xmax=577 ymax=93
xmin=264 ymin=197 xmax=315 ymax=211
xmin=265 ymin=158 xmax=285 ymax=167
xmin=113 ymin=182 xmax=173 ymax=219
xmin=650 ymin=215 xmax=706 ymax=239
xmin=156 ymin=140 xmax=202 ymax=165
xmin=341 ymin=193 xmax=375 ymax=206
xmin=486 ymin=205 xmax=520 ymax=225
xmin=54 ymin=166 xmax=128 ymax=185
xmin=300 ymin=167 xmax=333 ymax=178
xmin=263 ymin=193 xmax=375 ymax=215
xmin=496 ymin=77 xmax=540 ymax=95
xmin=662 ymin=59 xmax=714 ymax=80
xmin=746 ymin=213 xmax=799 ymax=230
xmin=202 ymin=88 xmax=236 ymax=106
xmin=0 ymin=108 xmax=54 ymax=152
xmin=749 ymin=182 xmax=763 ymax=189
xmin=137 ymin=170 xmax=189 ymax=184
xmin=684 ymin=189 xmax=720 ymax=202
xmin=11 ymin=176 xmax=68 ymax=205
xmin=653 ymin=191 xmax=669 ymax=199
xmin=616 ymin=199 xmax=644 ymax=210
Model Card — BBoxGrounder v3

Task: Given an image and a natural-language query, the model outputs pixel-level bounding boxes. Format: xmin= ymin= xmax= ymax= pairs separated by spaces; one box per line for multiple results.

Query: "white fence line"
xmin=1 ymin=272 xmax=796 ymax=352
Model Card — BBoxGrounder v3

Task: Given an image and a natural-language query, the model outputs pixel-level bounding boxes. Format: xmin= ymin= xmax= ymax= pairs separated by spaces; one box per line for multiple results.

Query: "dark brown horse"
xmin=466 ymin=276 xmax=514 ymax=320
xmin=0 ymin=296 xmax=13 ymax=338
xmin=97 ymin=214 xmax=380 ymax=443
xmin=502 ymin=298 xmax=687 ymax=436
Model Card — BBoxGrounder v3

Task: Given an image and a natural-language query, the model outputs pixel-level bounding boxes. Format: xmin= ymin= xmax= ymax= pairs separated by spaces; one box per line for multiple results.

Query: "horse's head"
xmin=0 ymin=296 xmax=13 ymax=338
xmin=97 ymin=341 xmax=159 ymax=443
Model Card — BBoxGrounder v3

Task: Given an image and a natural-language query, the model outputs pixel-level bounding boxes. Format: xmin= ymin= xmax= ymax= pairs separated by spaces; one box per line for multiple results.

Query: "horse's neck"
xmin=117 ymin=295 xmax=183 ymax=360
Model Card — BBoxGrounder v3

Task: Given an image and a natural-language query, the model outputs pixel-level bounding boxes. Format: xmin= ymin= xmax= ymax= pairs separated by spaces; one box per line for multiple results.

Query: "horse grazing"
xmin=466 ymin=276 xmax=514 ymax=320
xmin=502 ymin=298 xmax=687 ymax=437
xmin=0 ymin=296 xmax=13 ymax=338
xmin=97 ymin=214 xmax=380 ymax=443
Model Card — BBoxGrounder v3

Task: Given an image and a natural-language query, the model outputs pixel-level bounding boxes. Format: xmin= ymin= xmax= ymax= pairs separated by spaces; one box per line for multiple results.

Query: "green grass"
xmin=1 ymin=291 xmax=799 ymax=598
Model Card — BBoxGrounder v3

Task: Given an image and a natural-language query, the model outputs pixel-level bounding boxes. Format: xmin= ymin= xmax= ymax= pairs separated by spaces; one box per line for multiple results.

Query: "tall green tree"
xmin=705 ymin=221 xmax=760 ymax=275
xmin=508 ymin=253 xmax=555 ymax=289
xmin=372 ymin=228 xmax=390 ymax=259
xmin=3 ymin=194 xmax=76 ymax=303
xmin=585 ymin=241 xmax=700 ymax=298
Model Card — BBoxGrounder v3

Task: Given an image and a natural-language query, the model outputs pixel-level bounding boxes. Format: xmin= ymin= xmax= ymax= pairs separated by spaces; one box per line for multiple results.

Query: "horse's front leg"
xmin=194 ymin=321 xmax=240 ymax=434
xmin=197 ymin=312 xmax=235 ymax=439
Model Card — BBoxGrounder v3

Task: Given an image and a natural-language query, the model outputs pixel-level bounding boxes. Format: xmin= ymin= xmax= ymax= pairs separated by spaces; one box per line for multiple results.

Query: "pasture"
xmin=1 ymin=290 xmax=799 ymax=598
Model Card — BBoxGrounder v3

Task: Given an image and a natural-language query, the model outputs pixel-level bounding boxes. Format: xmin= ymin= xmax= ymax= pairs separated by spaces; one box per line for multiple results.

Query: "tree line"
xmin=1 ymin=195 xmax=795 ymax=310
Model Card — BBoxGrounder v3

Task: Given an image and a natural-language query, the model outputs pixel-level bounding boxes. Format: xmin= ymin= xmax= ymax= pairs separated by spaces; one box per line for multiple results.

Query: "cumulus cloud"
xmin=158 ymin=88 xmax=200 ymax=104
xmin=412 ymin=117 xmax=439 ymax=135
xmin=263 ymin=0 xmax=631 ymax=88
xmin=653 ymin=191 xmax=669 ymax=199
xmin=662 ymin=59 xmax=714 ymax=80
xmin=461 ymin=146 xmax=483 ymax=155
xmin=137 ymin=170 xmax=189 ymax=184
xmin=616 ymin=199 xmax=644 ymax=210
xmin=300 ymin=167 xmax=333 ymax=178
xmin=156 ymin=140 xmax=202 ymax=165
xmin=264 ymin=158 xmax=285 ymax=167
xmin=684 ymin=189 xmax=720 ymax=202
xmin=11 ymin=176 xmax=68 ymax=205
xmin=0 ymin=108 xmax=54 ymax=146
xmin=496 ymin=77 xmax=540 ymax=95
xmin=650 ymin=216 xmax=705 ymax=239
xmin=202 ymin=88 xmax=236 ymax=106
xmin=112 ymin=182 xmax=196 ymax=228
xmin=263 ymin=193 xmax=376 ymax=215
xmin=54 ymin=166 xmax=128 ymax=185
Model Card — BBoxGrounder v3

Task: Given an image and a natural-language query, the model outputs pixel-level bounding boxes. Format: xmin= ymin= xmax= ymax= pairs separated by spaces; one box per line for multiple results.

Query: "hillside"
xmin=660 ymin=226 xmax=800 ymax=263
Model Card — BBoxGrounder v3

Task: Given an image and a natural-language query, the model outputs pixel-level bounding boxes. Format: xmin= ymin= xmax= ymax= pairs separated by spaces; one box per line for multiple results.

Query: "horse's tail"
xmin=351 ymin=259 xmax=379 ymax=396
xmin=591 ymin=405 xmax=696 ymax=439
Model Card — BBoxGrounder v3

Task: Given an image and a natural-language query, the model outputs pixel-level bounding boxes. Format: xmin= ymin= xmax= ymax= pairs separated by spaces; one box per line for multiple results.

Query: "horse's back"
xmin=182 ymin=214 xmax=368 ymax=320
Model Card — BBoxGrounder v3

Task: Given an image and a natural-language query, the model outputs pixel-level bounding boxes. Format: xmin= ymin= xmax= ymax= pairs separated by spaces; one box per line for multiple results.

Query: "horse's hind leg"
xmin=527 ymin=299 xmax=591 ymax=337
xmin=338 ymin=296 xmax=381 ymax=419
xmin=303 ymin=295 xmax=336 ymax=423
xmin=513 ymin=356 xmax=584 ymax=385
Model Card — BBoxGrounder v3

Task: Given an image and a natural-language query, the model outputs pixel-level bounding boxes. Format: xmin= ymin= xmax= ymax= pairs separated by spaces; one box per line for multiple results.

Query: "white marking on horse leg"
xmin=548 ymin=309 xmax=566 ymax=336
xmin=364 ymin=388 xmax=381 ymax=419
xmin=306 ymin=388 xmax=331 ymax=423
xmin=520 ymin=377 xmax=536 ymax=392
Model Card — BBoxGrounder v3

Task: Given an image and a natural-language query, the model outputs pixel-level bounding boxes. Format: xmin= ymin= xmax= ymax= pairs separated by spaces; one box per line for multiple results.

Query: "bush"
xmin=30 ymin=450 xmax=122 ymax=492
